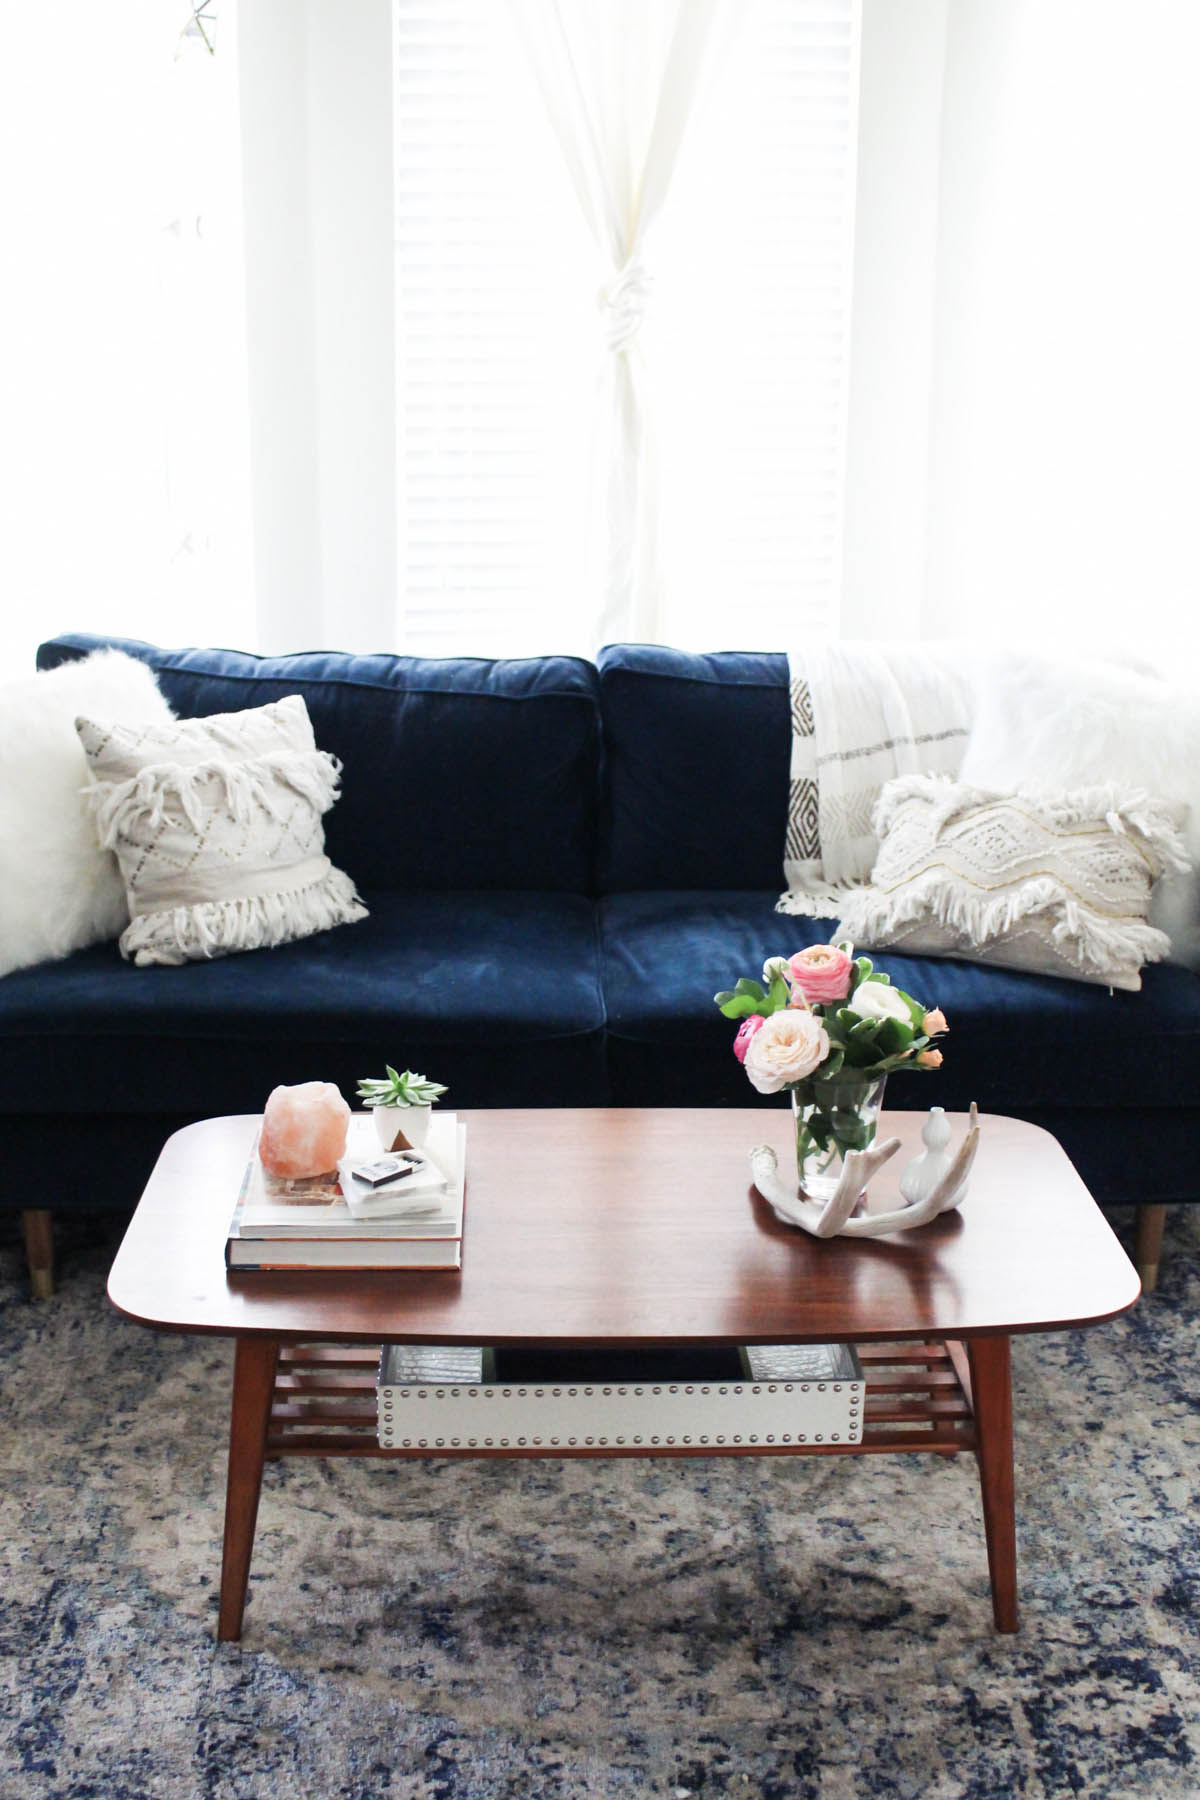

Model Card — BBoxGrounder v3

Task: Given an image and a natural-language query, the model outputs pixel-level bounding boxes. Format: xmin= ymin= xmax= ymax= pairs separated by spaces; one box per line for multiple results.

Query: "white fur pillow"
xmin=0 ymin=651 xmax=174 ymax=978
xmin=960 ymin=652 xmax=1200 ymax=968
xmin=76 ymin=695 xmax=367 ymax=967
xmin=836 ymin=774 xmax=1190 ymax=992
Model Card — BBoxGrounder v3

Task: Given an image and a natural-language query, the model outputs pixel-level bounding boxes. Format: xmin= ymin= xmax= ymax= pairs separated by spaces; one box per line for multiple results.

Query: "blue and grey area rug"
xmin=0 ymin=1205 xmax=1197 ymax=1800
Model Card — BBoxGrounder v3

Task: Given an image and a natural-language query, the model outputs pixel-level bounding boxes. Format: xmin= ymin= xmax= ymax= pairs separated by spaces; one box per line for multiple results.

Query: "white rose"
xmin=846 ymin=980 xmax=912 ymax=1026
xmin=743 ymin=1008 xmax=830 ymax=1094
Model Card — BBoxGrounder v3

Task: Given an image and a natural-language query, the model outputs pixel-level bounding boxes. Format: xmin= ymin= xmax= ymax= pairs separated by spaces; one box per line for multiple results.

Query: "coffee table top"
xmin=108 ymin=1109 xmax=1139 ymax=1346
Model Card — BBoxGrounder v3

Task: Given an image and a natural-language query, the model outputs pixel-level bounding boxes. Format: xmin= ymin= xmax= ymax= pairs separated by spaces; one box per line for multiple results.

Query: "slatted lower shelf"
xmin=265 ymin=1340 xmax=977 ymax=1460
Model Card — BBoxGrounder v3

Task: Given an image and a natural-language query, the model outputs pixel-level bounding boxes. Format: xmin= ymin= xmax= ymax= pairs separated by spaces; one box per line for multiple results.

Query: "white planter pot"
xmin=372 ymin=1104 xmax=432 ymax=1152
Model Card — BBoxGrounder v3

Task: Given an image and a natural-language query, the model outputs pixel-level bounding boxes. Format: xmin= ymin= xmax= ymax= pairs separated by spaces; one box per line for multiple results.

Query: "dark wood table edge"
xmin=107 ymin=1288 xmax=1143 ymax=1345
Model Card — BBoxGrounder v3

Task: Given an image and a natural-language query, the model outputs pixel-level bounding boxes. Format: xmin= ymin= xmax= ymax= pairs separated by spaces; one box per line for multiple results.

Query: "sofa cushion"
xmin=0 ymin=890 xmax=608 ymax=1116
xmin=599 ymin=889 xmax=1200 ymax=1116
xmin=596 ymin=645 xmax=790 ymax=892
xmin=836 ymin=775 xmax=1186 ymax=993
xmin=76 ymin=695 xmax=367 ymax=966
xmin=39 ymin=635 xmax=602 ymax=896
xmin=960 ymin=648 xmax=1200 ymax=969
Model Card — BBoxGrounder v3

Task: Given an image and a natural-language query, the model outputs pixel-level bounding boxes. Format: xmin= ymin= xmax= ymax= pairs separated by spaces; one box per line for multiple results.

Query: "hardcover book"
xmin=226 ymin=1114 xmax=465 ymax=1270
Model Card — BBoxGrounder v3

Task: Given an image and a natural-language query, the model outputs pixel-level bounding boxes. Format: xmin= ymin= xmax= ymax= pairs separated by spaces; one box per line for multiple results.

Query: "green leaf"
xmin=831 ymin=1112 xmax=875 ymax=1153
xmin=894 ymin=988 xmax=926 ymax=1028
xmin=716 ymin=974 xmax=789 ymax=1021
xmin=799 ymin=1113 xmax=834 ymax=1154
xmin=716 ymin=992 xmax=765 ymax=1021
xmin=763 ymin=975 xmax=790 ymax=1013
xmin=357 ymin=1065 xmax=447 ymax=1106
xmin=873 ymin=1016 xmax=913 ymax=1058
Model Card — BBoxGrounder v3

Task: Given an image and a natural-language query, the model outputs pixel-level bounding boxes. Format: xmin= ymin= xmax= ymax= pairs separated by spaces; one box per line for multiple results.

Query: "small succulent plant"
xmin=356 ymin=1066 xmax=447 ymax=1109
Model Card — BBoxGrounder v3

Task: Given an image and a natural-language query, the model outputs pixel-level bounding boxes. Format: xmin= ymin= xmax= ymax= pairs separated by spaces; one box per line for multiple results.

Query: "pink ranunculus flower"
xmin=787 ymin=943 xmax=855 ymax=1007
xmin=732 ymin=1014 xmax=766 ymax=1064
xmin=923 ymin=1008 xmax=948 ymax=1037
xmin=743 ymin=1008 xmax=830 ymax=1094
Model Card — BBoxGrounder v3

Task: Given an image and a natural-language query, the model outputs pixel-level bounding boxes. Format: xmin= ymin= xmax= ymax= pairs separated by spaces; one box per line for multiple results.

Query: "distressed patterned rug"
xmin=1 ymin=1205 xmax=1197 ymax=1800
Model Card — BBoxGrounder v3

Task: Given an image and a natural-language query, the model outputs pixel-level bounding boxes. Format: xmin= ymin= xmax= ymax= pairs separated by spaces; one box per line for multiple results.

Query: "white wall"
xmin=844 ymin=0 xmax=1200 ymax=665
xmin=922 ymin=0 xmax=1200 ymax=658
xmin=237 ymin=0 xmax=397 ymax=654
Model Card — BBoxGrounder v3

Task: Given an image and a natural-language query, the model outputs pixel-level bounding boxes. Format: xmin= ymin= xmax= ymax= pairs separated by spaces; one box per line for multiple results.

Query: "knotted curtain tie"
xmin=597 ymin=258 xmax=654 ymax=354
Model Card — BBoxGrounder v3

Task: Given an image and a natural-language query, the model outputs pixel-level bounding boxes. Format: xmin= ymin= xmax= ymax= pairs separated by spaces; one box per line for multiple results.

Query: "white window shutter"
xmin=392 ymin=0 xmax=860 ymax=655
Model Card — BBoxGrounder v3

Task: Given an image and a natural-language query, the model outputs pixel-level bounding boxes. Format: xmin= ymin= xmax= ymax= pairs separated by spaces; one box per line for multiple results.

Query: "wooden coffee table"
xmin=107 ymin=1108 xmax=1139 ymax=1642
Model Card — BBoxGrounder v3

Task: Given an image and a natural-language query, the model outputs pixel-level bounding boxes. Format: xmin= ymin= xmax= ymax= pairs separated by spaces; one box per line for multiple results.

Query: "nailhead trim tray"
xmin=377 ymin=1343 xmax=865 ymax=1450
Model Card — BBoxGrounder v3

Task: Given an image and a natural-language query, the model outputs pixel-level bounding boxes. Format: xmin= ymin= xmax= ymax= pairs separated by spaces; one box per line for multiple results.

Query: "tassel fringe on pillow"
xmin=119 ymin=863 xmax=367 ymax=967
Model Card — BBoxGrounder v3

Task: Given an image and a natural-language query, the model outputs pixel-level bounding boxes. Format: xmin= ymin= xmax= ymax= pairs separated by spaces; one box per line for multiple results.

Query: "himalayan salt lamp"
xmin=259 ymin=1081 xmax=350 ymax=1178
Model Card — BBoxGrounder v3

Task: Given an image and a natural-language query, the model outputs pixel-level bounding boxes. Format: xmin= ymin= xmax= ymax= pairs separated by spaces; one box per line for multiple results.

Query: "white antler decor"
xmin=750 ymin=1104 xmax=980 ymax=1240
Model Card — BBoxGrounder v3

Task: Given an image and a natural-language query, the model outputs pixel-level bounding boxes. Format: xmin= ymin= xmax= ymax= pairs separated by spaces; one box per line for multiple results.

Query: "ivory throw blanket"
xmin=778 ymin=644 xmax=971 ymax=917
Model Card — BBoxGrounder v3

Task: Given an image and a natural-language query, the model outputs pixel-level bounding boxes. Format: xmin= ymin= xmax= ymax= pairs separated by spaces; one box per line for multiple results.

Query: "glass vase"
xmin=791 ymin=1073 xmax=888 ymax=1203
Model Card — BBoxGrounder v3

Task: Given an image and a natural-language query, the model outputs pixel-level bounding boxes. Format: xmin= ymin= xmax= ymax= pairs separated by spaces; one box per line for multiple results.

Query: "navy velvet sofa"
xmin=8 ymin=632 xmax=1200 ymax=1295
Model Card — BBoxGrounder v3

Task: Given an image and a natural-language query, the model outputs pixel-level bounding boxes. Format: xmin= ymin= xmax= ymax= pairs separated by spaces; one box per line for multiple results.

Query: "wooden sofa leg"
xmin=1134 ymin=1203 xmax=1167 ymax=1296
xmin=21 ymin=1209 xmax=54 ymax=1300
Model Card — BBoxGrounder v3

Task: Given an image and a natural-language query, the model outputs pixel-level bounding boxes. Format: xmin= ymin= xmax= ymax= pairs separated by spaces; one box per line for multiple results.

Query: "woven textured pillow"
xmin=76 ymin=696 xmax=367 ymax=967
xmin=835 ymin=774 xmax=1190 ymax=992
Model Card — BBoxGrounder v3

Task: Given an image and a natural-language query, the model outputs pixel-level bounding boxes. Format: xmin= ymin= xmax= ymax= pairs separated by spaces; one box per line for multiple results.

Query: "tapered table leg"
xmin=218 ymin=1336 xmax=280 ymax=1642
xmin=1135 ymin=1202 xmax=1166 ymax=1294
xmin=966 ymin=1334 xmax=1018 ymax=1633
xmin=22 ymin=1209 xmax=54 ymax=1300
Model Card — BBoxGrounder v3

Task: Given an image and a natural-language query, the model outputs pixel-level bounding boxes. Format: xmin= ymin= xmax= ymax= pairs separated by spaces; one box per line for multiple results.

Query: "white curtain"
xmin=507 ymin=0 xmax=736 ymax=646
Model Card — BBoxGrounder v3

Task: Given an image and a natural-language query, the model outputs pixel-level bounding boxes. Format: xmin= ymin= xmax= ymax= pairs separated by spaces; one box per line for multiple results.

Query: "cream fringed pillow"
xmin=835 ymin=774 xmax=1190 ymax=992
xmin=76 ymin=696 xmax=368 ymax=967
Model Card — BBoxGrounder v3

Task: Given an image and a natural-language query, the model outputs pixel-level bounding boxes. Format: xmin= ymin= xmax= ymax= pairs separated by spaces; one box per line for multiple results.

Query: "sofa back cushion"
xmin=596 ymin=645 xmax=791 ymax=892
xmin=38 ymin=636 xmax=602 ymax=894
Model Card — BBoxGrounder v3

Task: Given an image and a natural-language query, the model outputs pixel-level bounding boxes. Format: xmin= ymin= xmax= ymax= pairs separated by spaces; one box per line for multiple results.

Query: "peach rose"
xmin=923 ymin=1009 xmax=948 ymax=1037
xmin=916 ymin=1048 xmax=943 ymax=1069
xmin=787 ymin=944 xmax=854 ymax=1006
xmin=743 ymin=1008 xmax=830 ymax=1094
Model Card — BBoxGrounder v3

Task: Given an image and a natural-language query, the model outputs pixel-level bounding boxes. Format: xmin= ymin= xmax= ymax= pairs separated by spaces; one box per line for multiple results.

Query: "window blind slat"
xmin=393 ymin=0 xmax=859 ymax=656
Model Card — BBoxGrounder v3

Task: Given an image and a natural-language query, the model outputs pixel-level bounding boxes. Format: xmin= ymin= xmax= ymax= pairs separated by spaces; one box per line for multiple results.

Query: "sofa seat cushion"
xmin=0 ymin=891 xmax=608 ymax=1117
xmin=599 ymin=890 xmax=1200 ymax=1116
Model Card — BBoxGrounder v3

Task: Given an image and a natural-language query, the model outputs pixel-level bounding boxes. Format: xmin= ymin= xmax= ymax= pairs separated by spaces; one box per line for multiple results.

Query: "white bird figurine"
xmin=900 ymin=1107 xmax=955 ymax=1206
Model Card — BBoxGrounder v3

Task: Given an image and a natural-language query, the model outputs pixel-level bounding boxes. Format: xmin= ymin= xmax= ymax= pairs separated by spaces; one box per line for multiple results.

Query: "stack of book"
xmin=226 ymin=1113 xmax=466 ymax=1270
